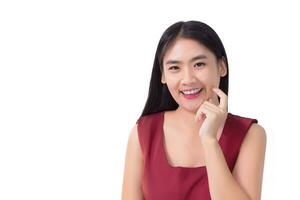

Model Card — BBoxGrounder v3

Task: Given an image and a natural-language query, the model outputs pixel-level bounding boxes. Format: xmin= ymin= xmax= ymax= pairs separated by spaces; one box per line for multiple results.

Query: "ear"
xmin=161 ymin=72 xmax=166 ymax=84
xmin=218 ymin=57 xmax=227 ymax=77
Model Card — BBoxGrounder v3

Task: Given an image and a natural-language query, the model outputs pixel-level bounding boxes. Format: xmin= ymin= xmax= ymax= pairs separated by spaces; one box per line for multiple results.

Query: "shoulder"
xmin=244 ymin=123 xmax=267 ymax=149
xmin=137 ymin=111 xmax=163 ymax=122
xmin=127 ymin=124 xmax=141 ymax=156
xmin=247 ymin=123 xmax=266 ymax=138
xmin=229 ymin=112 xmax=258 ymax=125
xmin=136 ymin=111 xmax=164 ymax=131
xmin=232 ymin=118 xmax=267 ymax=199
xmin=135 ymin=111 xmax=164 ymax=139
xmin=122 ymin=123 xmax=144 ymax=199
xmin=229 ymin=112 xmax=266 ymax=143
xmin=124 ymin=123 xmax=144 ymax=177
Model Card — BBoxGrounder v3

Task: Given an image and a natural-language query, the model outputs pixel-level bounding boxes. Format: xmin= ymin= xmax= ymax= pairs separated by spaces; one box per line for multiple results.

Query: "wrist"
xmin=201 ymin=136 xmax=218 ymax=146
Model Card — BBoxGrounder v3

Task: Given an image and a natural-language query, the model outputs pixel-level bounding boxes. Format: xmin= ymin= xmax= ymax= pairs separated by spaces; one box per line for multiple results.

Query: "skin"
xmin=122 ymin=38 xmax=266 ymax=200
xmin=160 ymin=37 xmax=228 ymax=141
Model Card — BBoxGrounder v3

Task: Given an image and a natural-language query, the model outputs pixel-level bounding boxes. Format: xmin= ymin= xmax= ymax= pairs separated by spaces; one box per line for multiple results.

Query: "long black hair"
xmin=140 ymin=20 xmax=229 ymax=118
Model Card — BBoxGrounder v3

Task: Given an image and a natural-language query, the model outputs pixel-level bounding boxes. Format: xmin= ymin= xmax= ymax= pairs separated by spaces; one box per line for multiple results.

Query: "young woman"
xmin=122 ymin=21 xmax=266 ymax=200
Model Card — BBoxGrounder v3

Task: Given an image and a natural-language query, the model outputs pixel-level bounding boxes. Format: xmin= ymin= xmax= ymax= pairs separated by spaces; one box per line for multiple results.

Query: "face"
xmin=161 ymin=38 xmax=227 ymax=113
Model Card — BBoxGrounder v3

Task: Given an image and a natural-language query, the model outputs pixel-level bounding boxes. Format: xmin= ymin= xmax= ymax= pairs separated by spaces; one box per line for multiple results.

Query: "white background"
xmin=0 ymin=0 xmax=299 ymax=199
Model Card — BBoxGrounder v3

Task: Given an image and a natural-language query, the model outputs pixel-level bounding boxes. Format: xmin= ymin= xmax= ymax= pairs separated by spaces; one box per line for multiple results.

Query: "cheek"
xmin=201 ymin=73 xmax=219 ymax=98
xmin=201 ymin=71 xmax=218 ymax=82
xmin=165 ymin=77 xmax=179 ymax=91
xmin=168 ymin=84 xmax=179 ymax=94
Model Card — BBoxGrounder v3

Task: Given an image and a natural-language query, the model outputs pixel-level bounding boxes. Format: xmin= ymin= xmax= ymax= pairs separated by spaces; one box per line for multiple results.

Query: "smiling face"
xmin=161 ymin=37 xmax=227 ymax=113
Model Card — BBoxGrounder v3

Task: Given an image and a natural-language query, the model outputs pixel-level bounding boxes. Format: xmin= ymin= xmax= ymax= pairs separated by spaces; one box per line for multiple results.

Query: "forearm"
xmin=202 ymin=138 xmax=251 ymax=200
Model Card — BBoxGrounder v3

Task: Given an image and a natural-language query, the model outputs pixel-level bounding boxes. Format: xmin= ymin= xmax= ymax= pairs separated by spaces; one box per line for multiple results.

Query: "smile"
xmin=180 ymin=88 xmax=202 ymax=99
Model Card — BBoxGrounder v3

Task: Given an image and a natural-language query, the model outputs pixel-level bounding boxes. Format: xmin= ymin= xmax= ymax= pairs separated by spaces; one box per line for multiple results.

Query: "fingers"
xmin=195 ymin=103 xmax=215 ymax=122
xmin=195 ymin=106 xmax=207 ymax=122
xmin=204 ymin=98 xmax=219 ymax=109
xmin=195 ymin=88 xmax=228 ymax=122
xmin=212 ymin=88 xmax=228 ymax=111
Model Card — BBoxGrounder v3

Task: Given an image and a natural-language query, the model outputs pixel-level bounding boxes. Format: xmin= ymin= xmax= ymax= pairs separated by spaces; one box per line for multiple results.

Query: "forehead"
xmin=163 ymin=38 xmax=214 ymax=64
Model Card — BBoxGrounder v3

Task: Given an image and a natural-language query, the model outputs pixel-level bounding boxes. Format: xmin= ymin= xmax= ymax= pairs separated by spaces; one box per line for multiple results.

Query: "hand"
xmin=194 ymin=87 xmax=228 ymax=142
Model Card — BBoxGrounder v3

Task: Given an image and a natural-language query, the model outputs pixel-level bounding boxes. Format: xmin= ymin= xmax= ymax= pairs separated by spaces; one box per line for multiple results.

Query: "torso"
xmin=162 ymin=110 xmax=224 ymax=168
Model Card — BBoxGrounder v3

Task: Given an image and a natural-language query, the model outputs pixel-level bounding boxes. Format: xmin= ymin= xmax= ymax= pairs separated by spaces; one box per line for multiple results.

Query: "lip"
xmin=180 ymin=88 xmax=201 ymax=92
xmin=180 ymin=88 xmax=202 ymax=100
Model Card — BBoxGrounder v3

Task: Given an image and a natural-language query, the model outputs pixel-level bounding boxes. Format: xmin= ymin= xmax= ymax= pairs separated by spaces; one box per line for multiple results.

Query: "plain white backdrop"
xmin=0 ymin=0 xmax=299 ymax=199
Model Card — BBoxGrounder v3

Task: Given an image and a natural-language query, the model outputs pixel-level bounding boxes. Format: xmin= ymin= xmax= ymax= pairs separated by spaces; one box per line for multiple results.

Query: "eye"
xmin=169 ymin=66 xmax=179 ymax=70
xmin=195 ymin=62 xmax=205 ymax=67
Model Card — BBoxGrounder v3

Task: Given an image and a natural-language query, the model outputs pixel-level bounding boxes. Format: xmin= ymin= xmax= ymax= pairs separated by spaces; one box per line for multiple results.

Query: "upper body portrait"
xmin=122 ymin=20 xmax=266 ymax=200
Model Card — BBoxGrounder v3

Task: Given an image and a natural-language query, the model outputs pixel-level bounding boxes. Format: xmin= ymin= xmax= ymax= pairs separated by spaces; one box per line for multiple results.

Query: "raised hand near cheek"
xmin=194 ymin=87 xmax=228 ymax=142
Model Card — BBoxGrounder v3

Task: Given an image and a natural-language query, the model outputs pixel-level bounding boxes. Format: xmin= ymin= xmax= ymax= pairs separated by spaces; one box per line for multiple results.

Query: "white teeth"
xmin=182 ymin=88 xmax=201 ymax=95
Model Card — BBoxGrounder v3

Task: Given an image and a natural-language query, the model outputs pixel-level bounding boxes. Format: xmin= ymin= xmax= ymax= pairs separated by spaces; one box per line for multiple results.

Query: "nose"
xmin=181 ymin=68 xmax=196 ymax=84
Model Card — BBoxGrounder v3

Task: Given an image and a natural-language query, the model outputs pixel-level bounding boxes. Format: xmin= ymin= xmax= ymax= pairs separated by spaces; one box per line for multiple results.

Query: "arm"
xmin=121 ymin=124 xmax=145 ymax=200
xmin=202 ymin=123 xmax=267 ymax=200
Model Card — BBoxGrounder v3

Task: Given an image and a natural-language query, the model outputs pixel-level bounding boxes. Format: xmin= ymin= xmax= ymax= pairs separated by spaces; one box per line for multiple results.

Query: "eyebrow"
xmin=165 ymin=54 xmax=208 ymax=65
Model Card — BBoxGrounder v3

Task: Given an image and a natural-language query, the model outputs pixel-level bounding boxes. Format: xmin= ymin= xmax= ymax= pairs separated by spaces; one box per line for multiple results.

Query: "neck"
xmin=173 ymin=106 xmax=203 ymax=136
xmin=173 ymin=95 xmax=220 ymax=136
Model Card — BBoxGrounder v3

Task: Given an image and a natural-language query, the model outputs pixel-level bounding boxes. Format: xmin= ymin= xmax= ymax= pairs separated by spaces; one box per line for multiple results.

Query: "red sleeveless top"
xmin=136 ymin=111 xmax=258 ymax=200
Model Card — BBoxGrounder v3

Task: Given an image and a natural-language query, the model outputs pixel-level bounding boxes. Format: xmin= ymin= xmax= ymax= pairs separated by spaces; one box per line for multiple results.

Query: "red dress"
xmin=136 ymin=111 xmax=258 ymax=200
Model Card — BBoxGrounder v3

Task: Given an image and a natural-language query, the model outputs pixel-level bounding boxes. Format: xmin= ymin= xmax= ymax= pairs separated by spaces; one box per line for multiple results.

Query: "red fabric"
xmin=136 ymin=111 xmax=258 ymax=200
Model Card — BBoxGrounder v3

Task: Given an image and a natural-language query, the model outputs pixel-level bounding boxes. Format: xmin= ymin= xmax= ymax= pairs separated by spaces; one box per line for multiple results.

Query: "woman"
xmin=122 ymin=20 xmax=266 ymax=200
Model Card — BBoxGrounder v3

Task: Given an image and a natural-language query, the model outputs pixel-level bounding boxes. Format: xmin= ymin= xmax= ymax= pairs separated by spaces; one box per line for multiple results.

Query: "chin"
xmin=180 ymin=104 xmax=201 ymax=114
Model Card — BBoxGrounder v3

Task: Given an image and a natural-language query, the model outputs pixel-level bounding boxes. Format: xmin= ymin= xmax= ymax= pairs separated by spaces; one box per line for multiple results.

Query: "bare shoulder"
xmin=121 ymin=123 xmax=144 ymax=200
xmin=244 ymin=123 xmax=267 ymax=150
xmin=128 ymin=123 xmax=144 ymax=161
xmin=128 ymin=124 xmax=141 ymax=152
xmin=232 ymin=122 xmax=267 ymax=200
